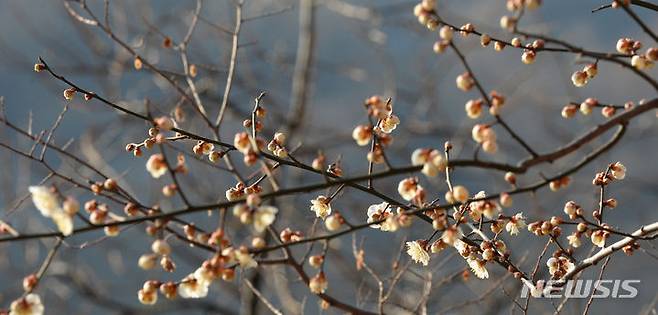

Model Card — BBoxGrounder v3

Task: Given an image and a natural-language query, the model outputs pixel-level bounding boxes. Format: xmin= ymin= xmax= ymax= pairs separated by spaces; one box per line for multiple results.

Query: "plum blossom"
xmin=9 ymin=293 xmax=44 ymax=315
xmin=29 ymin=186 xmax=74 ymax=236
xmin=145 ymin=154 xmax=168 ymax=178
xmin=610 ymin=161 xmax=626 ymax=180
xmin=505 ymin=212 xmax=526 ymax=236
xmin=178 ymin=275 xmax=210 ymax=299
xmin=235 ymin=246 xmax=258 ymax=269
xmin=366 ymin=202 xmax=396 ymax=231
xmin=310 ymin=196 xmax=332 ymax=219
xmin=411 ymin=148 xmax=446 ymax=177
xmin=253 ymin=205 xmax=278 ymax=232
xmin=547 ymin=256 xmax=575 ymax=277
xmin=398 ymin=178 xmax=421 ymax=201
xmin=467 ymin=258 xmax=489 ymax=279
xmin=406 ymin=240 xmax=430 ymax=266
xmin=567 ymin=233 xmax=581 ymax=248
xmin=309 ymin=272 xmax=328 ymax=294
xmin=378 ymin=114 xmax=400 ymax=134
xmin=352 ymin=125 xmax=372 ymax=146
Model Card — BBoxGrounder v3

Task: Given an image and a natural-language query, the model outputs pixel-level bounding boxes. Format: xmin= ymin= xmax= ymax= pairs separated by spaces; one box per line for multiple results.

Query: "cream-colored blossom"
xmin=610 ymin=161 xmax=626 ymax=180
xmin=29 ymin=186 xmax=60 ymax=217
xmin=379 ymin=114 xmax=400 ymax=133
xmin=9 ymin=293 xmax=44 ymax=315
xmin=505 ymin=212 xmax=526 ymax=236
xmin=406 ymin=240 xmax=430 ymax=266
xmin=253 ymin=205 xmax=278 ymax=232
xmin=352 ymin=125 xmax=372 ymax=146
xmin=309 ymin=272 xmax=328 ymax=294
xmin=411 ymin=148 xmax=445 ymax=177
xmin=194 ymin=266 xmax=216 ymax=285
xmin=567 ymin=233 xmax=581 ymax=248
xmin=29 ymin=186 xmax=74 ymax=236
xmin=398 ymin=178 xmax=421 ymax=201
xmin=146 ymin=154 xmax=168 ymax=178
xmin=235 ymin=247 xmax=258 ymax=269
xmin=591 ymin=230 xmax=607 ymax=248
xmin=467 ymin=258 xmax=489 ymax=279
xmin=310 ymin=196 xmax=332 ymax=219
xmin=51 ymin=211 xmax=73 ymax=236
xmin=179 ymin=275 xmax=209 ymax=299
xmin=366 ymin=202 xmax=396 ymax=231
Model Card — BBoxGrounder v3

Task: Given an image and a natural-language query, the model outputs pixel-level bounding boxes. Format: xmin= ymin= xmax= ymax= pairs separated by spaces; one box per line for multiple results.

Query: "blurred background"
xmin=0 ymin=0 xmax=656 ymax=314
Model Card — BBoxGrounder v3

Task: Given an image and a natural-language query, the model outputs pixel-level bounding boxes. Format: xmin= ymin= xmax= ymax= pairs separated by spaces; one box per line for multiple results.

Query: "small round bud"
xmin=647 ymin=47 xmax=658 ymax=61
xmin=160 ymin=282 xmax=177 ymax=299
xmin=125 ymin=143 xmax=137 ymax=152
xmin=124 ymin=202 xmax=139 ymax=216
xmin=34 ymin=63 xmax=46 ymax=72
xmin=104 ymin=225 xmax=120 ymax=237
xmin=160 ymin=256 xmax=176 ymax=272
xmin=138 ymin=254 xmax=158 ymax=270
xmin=494 ymin=41 xmax=505 ymax=51
xmin=103 ymin=178 xmax=117 ymax=191
xmin=562 ymin=104 xmax=578 ymax=118
xmin=571 ymin=71 xmax=588 ymax=87
xmin=63 ymin=88 xmax=76 ymax=100
xmin=439 ymin=26 xmax=453 ymax=41
xmin=456 ymin=72 xmax=474 ymax=91
xmin=521 ymin=50 xmax=536 ymax=64
xmin=549 ymin=180 xmax=561 ymax=192
xmin=63 ymin=197 xmax=80 ymax=215
xmin=189 ymin=64 xmax=197 ymax=77
xmin=584 ymin=63 xmax=598 ymax=78
xmin=23 ymin=274 xmax=38 ymax=292
xmin=500 ymin=16 xmax=516 ymax=31
xmin=504 ymin=172 xmax=517 ymax=185
xmin=134 ymin=57 xmax=143 ymax=70
xmin=162 ymin=184 xmax=177 ymax=197
xmin=151 ymin=239 xmax=171 ymax=256
xmin=480 ymin=34 xmax=491 ymax=47
xmin=309 ymin=255 xmax=324 ymax=268
xmin=251 ymin=237 xmax=266 ymax=249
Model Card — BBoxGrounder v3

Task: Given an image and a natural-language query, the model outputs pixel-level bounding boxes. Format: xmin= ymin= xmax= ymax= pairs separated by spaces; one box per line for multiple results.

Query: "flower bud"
xmin=151 ymin=239 xmax=171 ymax=256
xmin=23 ymin=274 xmax=38 ymax=292
xmin=160 ymin=256 xmax=176 ymax=272
xmin=63 ymin=197 xmax=80 ymax=215
xmin=63 ymin=88 xmax=76 ymax=100
xmin=309 ymin=255 xmax=324 ymax=268
xmin=138 ymin=254 xmax=158 ymax=270
xmin=571 ymin=71 xmax=588 ymax=87
xmin=480 ymin=34 xmax=491 ymax=47
xmin=34 ymin=63 xmax=46 ymax=72
xmin=439 ymin=26 xmax=453 ymax=41
xmin=251 ymin=237 xmax=266 ymax=249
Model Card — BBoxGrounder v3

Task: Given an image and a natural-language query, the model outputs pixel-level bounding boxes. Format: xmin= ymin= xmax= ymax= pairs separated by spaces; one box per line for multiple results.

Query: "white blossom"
xmin=310 ymin=196 xmax=332 ymax=219
xmin=179 ymin=275 xmax=209 ymax=299
xmin=406 ymin=240 xmax=430 ymax=266
xmin=253 ymin=205 xmax=278 ymax=232
xmin=29 ymin=186 xmax=74 ymax=236
xmin=146 ymin=154 xmax=168 ymax=178
xmin=9 ymin=293 xmax=44 ymax=315
xmin=505 ymin=212 xmax=526 ymax=236
xmin=467 ymin=258 xmax=489 ymax=279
